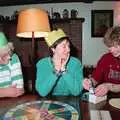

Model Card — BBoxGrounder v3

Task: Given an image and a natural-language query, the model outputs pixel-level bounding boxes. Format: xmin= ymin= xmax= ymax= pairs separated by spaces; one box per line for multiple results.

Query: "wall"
xmin=0 ymin=1 xmax=119 ymax=65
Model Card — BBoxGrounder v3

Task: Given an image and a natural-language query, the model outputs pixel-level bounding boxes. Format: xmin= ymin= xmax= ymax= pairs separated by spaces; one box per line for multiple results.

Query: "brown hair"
xmin=49 ymin=37 xmax=69 ymax=57
xmin=103 ymin=26 xmax=120 ymax=47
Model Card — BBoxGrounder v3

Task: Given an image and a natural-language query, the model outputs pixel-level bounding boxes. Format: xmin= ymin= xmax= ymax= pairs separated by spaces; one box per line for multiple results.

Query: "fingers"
xmin=83 ymin=78 xmax=90 ymax=90
xmin=14 ymin=88 xmax=24 ymax=97
xmin=95 ymin=85 xmax=108 ymax=96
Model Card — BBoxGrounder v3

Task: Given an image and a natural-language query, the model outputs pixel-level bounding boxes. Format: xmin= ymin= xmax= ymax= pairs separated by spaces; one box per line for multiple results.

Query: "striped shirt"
xmin=0 ymin=53 xmax=24 ymax=88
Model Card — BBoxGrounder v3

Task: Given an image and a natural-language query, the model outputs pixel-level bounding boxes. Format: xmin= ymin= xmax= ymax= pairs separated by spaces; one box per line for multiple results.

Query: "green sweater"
xmin=36 ymin=56 xmax=83 ymax=97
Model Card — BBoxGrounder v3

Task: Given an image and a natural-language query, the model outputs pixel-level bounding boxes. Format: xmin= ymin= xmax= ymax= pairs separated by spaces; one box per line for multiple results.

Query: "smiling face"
xmin=52 ymin=39 xmax=70 ymax=60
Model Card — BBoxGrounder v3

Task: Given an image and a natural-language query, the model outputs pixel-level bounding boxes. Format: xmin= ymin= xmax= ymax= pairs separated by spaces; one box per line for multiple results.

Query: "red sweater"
xmin=93 ymin=53 xmax=120 ymax=84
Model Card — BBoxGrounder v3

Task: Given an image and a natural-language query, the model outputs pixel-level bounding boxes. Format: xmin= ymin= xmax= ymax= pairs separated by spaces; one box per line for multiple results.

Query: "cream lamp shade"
xmin=16 ymin=8 xmax=50 ymax=38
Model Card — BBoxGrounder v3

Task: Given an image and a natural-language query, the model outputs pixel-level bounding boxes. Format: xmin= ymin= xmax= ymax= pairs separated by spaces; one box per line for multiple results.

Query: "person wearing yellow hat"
xmin=0 ymin=32 xmax=24 ymax=97
xmin=36 ymin=29 xmax=83 ymax=97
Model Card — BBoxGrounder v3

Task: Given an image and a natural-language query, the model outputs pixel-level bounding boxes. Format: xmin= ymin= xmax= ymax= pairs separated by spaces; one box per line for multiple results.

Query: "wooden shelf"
xmin=51 ymin=18 xmax=85 ymax=23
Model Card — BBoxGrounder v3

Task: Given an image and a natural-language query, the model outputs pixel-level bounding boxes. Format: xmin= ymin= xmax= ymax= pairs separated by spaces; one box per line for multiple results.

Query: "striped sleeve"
xmin=10 ymin=54 xmax=24 ymax=88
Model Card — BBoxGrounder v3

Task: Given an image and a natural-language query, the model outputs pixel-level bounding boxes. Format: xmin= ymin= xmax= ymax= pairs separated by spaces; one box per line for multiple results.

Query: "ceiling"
xmin=0 ymin=0 xmax=118 ymax=6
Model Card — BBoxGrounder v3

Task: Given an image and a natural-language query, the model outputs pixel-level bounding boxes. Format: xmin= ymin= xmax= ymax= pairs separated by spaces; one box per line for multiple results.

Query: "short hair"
xmin=103 ymin=26 xmax=120 ymax=47
xmin=49 ymin=37 xmax=69 ymax=57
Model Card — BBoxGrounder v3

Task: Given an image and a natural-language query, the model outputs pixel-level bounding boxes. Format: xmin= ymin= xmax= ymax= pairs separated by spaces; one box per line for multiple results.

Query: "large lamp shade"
xmin=16 ymin=8 xmax=50 ymax=38
xmin=16 ymin=8 xmax=50 ymax=93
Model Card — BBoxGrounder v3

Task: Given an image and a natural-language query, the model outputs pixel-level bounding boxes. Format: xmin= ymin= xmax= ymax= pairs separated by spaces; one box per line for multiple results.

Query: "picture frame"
xmin=91 ymin=10 xmax=113 ymax=37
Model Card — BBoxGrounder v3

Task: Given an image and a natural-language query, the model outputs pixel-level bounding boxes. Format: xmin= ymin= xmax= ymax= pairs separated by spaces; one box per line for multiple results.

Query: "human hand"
xmin=12 ymin=81 xmax=23 ymax=89
xmin=83 ymin=78 xmax=90 ymax=91
xmin=52 ymin=54 xmax=62 ymax=72
xmin=61 ymin=54 xmax=70 ymax=71
xmin=6 ymin=85 xmax=24 ymax=97
xmin=53 ymin=53 xmax=69 ymax=72
xmin=95 ymin=84 xmax=109 ymax=96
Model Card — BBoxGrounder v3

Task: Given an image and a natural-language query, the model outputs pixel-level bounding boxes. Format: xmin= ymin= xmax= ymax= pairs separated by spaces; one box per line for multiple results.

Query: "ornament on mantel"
xmin=62 ymin=9 xmax=69 ymax=19
xmin=71 ymin=9 xmax=78 ymax=18
xmin=11 ymin=11 xmax=18 ymax=21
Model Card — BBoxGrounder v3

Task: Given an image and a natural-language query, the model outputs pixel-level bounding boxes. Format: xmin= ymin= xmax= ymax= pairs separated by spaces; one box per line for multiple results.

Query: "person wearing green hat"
xmin=35 ymin=29 xmax=83 ymax=97
xmin=0 ymin=32 xmax=24 ymax=97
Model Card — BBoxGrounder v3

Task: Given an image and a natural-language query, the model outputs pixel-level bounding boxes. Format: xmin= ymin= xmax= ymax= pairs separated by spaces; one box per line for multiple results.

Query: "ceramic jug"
xmin=62 ymin=9 xmax=69 ymax=19
xmin=53 ymin=12 xmax=61 ymax=19
xmin=71 ymin=9 xmax=78 ymax=18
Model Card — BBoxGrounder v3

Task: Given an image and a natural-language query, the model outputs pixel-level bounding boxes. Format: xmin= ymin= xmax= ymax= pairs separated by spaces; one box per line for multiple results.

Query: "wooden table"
xmin=0 ymin=93 xmax=120 ymax=120
xmin=80 ymin=92 xmax=120 ymax=120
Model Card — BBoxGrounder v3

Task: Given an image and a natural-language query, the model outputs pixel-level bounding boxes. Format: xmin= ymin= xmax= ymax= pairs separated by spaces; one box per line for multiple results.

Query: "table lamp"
xmin=16 ymin=8 xmax=50 ymax=93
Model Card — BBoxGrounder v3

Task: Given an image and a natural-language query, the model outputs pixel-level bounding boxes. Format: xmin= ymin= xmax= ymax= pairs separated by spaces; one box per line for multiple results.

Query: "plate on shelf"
xmin=3 ymin=100 xmax=79 ymax=120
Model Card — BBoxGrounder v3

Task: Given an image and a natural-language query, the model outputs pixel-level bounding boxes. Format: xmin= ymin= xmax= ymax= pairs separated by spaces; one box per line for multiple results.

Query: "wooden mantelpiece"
xmin=51 ymin=18 xmax=85 ymax=23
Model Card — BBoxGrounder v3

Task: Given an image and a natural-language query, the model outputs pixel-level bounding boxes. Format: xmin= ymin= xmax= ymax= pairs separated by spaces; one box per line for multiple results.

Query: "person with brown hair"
xmin=83 ymin=26 xmax=120 ymax=96
xmin=35 ymin=29 xmax=83 ymax=97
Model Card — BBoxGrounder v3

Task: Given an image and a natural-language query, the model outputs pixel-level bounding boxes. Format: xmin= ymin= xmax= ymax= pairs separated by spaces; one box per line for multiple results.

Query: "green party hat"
xmin=0 ymin=32 xmax=8 ymax=49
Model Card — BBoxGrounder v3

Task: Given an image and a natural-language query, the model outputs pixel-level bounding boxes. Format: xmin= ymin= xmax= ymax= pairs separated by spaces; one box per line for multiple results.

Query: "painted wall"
xmin=0 ymin=1 xmax=119 ymax=65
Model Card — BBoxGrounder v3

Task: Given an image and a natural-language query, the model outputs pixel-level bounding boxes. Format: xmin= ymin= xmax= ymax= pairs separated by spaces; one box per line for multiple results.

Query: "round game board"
xmin=3 ymin=100 xmax=79 ymax=120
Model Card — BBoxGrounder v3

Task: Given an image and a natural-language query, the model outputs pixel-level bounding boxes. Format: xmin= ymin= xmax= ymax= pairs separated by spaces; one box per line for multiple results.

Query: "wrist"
xmin=53 ymin=69 xmax=62 ymax=77
xmin=104 ymin=83 xmax=113 ymax=91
